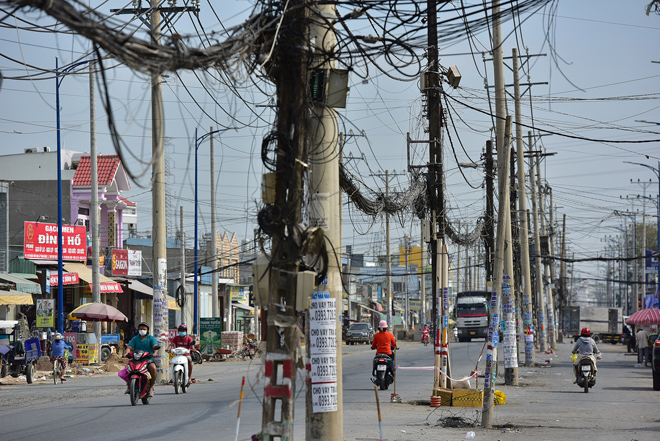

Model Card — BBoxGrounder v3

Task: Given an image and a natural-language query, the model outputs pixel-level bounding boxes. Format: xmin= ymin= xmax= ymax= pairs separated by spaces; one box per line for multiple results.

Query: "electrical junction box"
xmin=446 ymin=65 xmax=462 ymax=89
xmin=261 ymin=173 xmax=277 ymax=205
xmin=296 ymin=270 xmax=317 ymax=311
xmin=252 ymin=254 xmax=270 ymax=308
xmin=310 ymin=69 xmax=350 ymax=108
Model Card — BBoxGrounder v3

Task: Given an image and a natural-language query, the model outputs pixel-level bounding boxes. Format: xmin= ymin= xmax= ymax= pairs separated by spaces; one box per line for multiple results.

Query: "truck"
xmin=455 ymin=291 xmax=490 ymax=342
xmin=560 ymin=306 xmax=624 ymax=343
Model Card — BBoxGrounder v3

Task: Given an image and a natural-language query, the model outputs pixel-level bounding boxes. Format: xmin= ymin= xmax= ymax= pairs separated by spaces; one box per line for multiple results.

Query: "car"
xmin=345 ymin=322 xmax=374 ymax=345
xmin=651 ymin=333 xmax=660 ymax=391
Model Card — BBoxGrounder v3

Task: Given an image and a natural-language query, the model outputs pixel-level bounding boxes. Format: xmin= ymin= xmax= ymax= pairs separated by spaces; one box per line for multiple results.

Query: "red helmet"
xmin=178 ymin=323 xmax=188 ymax=331
xmin=580 ymin=327 xmax=590 ymax=337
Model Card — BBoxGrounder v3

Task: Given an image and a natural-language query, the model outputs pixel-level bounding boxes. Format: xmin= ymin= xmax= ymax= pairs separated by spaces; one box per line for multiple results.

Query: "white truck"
xmin=455 ymin=291 xmax=490 ymax=342
xmin=560 ymin=306 xmax=624 ymax=343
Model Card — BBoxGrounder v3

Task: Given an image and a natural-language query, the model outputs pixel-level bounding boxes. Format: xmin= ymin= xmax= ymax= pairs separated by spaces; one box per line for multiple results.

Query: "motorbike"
xmin=190 ymin=343 xmax=203 ymax=365
xmin=371 ymin=348 xmax=396 ymax=390
xmin=575 ymin=355 xmax=597 ymax=393
xmin=421 ymin=329 xmax=430 ymax=346
xmin=170 ymin=347 xmax=191 ymax=394
xmin=126 ymin=346 xmax=159 ymax=406
xmin=240 ymin=337 xmax=257 ymax=360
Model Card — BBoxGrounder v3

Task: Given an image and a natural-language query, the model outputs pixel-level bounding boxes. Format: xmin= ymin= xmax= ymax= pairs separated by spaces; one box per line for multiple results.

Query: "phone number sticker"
xmin=311 ymin=383 xmax=338 ymax=413
xmin=310 ymin=354 xmax=337 ymax=383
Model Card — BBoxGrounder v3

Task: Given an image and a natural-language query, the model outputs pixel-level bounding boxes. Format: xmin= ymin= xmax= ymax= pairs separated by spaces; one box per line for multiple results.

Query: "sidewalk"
xmin=346 ymin=341 xmax=660 ymax=441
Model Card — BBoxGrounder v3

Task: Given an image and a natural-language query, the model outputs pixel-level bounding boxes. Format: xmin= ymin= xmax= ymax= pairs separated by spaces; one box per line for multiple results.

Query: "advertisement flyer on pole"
xmin=309 ymin=290 xmax=338 ymax=413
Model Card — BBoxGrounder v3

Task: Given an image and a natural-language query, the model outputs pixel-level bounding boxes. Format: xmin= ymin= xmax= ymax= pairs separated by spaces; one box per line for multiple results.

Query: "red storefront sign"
xmin=50 ymin=273 xmax=80 ymax=286
xmin=23 ymin=222 xmax=87 ymax=261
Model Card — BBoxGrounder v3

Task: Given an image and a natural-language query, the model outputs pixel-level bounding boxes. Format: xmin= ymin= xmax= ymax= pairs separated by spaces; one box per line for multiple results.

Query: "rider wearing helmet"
xmin=50 ymin=333 xmax=73 ymax=382
xmin=126 ymin=321 xmax=159 ymax=396
xmin=571 ymin=327 xmax=601 ymax=382
xmin=370 ymin=320 xmax=397 ymax=375
xmin=167 ymin=323 xmax=195 ymax=382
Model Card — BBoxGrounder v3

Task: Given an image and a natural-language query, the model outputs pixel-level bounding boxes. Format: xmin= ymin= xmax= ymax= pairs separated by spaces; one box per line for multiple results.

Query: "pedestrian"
xmin=622 ymin=325 xmax=633 ymax=353
xmin=635 ymin=327 xmax=650 ymax=367
xmin=123 ymin=320 xmax=136 ymax=355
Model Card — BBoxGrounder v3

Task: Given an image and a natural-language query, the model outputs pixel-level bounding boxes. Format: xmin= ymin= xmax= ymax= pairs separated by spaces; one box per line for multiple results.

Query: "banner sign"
xmin=24 ymin=221 xmax=87 ymax=261
xmin=200 ymin=318 xmax=223 ymax=355
xmin=50 ymin=272 xmax=80 ymax=286
xmin=646 ymin=250 xmax=658 ymax=274
xmin=36 ymin=299 xmax=54 ymax=328
xmin=111 ymin=249 xmax=142 ymax=276
xmin=309 ymin=290 xmax=338 ymax=413
xmin=230 ymin=286 xmax=247 ymax=302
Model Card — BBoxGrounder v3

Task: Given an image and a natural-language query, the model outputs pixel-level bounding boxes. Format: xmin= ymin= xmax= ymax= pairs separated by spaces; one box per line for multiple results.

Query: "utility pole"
xmin=420 ymin=220 xmax=426 ymax=326
xmin=560 ymin=214 xmax=567 ymax=311
xmin=484 ymin=140 xmax=495 ymax=282
xmin=386 ymin=170 xmax=392 ymax=328
xmin=481 ymin=116 xmax=513 ymax=427
xmin=90 ymin=60 xmax=101 ymax=344
xmin=210 ymin=127 xmax=219 ymax=320
xmin=537 ymin=161 xmax=556 ymax=349
xmin=305 ymin=2 xmax=343 ymax=439
xmin=457 ymin=220 xmax=461 ymax=292
xmin=180 ymin=206 xmax=186 ymax=323
xmin=529 ymin=132 xmax=547 ymax=353
xmin=149 ymin=0 xmax=169 ymax=383
xmin=261 ymin=1 xmax=308 ymax=439
xmin=513 ymin=48 xmax=534 ymax=367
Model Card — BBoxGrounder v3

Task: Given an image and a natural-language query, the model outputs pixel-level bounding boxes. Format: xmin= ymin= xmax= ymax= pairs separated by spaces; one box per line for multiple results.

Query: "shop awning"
xmin=232 ymin=302 xmax=254 ymax=312
xmin=119 ymin=279 xmax=180 ymax=310
xmin=0 ymin=273 xmax=42 ymax=294
xmin=0 ymin=290 xmax=34 ymax=305
xmin=63 ymin=263 xmax=123 ymax=293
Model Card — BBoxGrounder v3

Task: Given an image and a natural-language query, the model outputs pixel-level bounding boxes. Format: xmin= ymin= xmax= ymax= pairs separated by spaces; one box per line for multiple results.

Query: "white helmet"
xmin=54 ymin=333 xmax=62 ymax=340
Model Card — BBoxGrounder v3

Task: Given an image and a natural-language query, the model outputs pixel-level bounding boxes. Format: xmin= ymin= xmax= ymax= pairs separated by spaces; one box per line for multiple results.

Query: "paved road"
xmin=1 ymin=339 xmax=658 ymax=440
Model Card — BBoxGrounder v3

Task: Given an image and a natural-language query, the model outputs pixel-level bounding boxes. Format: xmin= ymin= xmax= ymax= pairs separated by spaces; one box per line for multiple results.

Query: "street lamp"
xmin=193 ymin=127 xmax=229 ymax=335
xmin=55 ymin=57 xmax=96 ymax=333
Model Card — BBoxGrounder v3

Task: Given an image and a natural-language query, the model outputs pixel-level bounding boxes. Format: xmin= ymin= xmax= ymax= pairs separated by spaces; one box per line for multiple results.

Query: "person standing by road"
xmin=635 ymin=327 xmax=650 ymax=367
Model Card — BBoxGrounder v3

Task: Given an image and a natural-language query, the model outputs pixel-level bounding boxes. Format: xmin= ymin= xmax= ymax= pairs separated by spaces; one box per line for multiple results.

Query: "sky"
xmin=0 ymin=0 xmax=659 ymax=298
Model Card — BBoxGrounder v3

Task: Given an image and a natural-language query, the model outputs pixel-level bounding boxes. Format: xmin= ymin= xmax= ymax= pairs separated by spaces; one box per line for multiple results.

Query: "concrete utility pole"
xmin=481 ymin=116 xmax=513 ymax=427
xmin=90 ymin=60 xmax=101 ymax=343
xmin=537 ymin=161 xmax=556 ymax=349
xmin=547 ymin=186 xmax=558 ymax=347
xmin=210 ymin=127 xmax=219 ymax=319
xmin=457 ymin=220 xmax=461 ymax=292
xmin=420 ymin=220 xmax=426 ymax=325
xmin=487 ymin=0 xmax=517 ymax=394
xmin=150 ymin=0 xmax=169 ymax=383
xmin=386 ymin=170 xmax=392 ymax=328
xmin=305 ymin=2 xmax=343 ymax=438
xmin=529 ymin=132 xmax=547 ymax=353
xmin=261 ymin=0 xmax=308 ymax=438
xmin=180 ymin=206 xmax=186 ymax=323
xmin=512 ymin=48 xmax=534 ymax=367
xmin=560 ymin=214 xmax=567 ymax=311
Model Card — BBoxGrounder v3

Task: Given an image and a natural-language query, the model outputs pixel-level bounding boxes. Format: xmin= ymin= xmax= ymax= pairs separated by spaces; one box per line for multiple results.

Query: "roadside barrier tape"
xmin=395 ymin=365 xmax=478 ymax=383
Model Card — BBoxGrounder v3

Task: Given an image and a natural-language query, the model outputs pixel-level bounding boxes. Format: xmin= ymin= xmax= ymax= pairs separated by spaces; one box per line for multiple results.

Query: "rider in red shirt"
xmin=371 ymin=320 xmax=397 ymax=374
xmin=167 ymin=324 xmax=195 ymax=381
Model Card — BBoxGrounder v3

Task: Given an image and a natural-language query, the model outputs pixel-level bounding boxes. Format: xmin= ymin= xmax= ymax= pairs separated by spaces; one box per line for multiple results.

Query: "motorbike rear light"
xmin=378 ymin=359 xmax=385 ymax=362
xmin=654 ymin=340 xmax=660 ymax=347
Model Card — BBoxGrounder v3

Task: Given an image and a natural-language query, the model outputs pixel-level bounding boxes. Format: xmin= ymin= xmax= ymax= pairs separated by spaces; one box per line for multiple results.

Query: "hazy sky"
xmin=1 ymin=1 xmax=658 ymax=291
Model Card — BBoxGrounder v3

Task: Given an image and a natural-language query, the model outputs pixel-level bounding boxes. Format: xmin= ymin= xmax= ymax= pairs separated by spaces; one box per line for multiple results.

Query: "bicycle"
xmin=52 ymin=350 xmax=68 ymax=384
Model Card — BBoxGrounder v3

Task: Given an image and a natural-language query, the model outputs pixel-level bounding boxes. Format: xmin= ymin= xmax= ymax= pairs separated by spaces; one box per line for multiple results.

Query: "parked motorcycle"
xmin=190 ymin=343 xmax=203 ymax=365
xmin=170 ymin=347 xmax=191 ymax=394
xmin=575 ymin=355 xmax=597 ymax=393
xmin=126 ymin=346 xmax=159 ymax=405
xmin=421 ymin=329 xmax=430 ymax=346
xmin=371 ymin=349 xmax=396 ymax=390
xmin=241 ymin=337 xmax=257 ymax=360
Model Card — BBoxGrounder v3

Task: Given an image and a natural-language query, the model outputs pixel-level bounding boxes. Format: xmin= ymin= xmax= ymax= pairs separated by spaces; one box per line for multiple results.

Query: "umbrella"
xmin=69 ymin=302 xmax=128 ymax=323
xmin=625 ymin=308 xmax=660 ymax=326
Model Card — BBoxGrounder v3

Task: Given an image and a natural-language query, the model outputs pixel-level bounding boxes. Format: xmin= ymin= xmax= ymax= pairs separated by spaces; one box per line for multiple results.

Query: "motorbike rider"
xmin=167 ymin=323 xmax=195 ymax=382
xmin=50 ymin=333 xmax=73 ymax=382
xmin=420 ymin=324 xmax=430 ymax=343
xmin=571 ymin=327 xmax=601 ymax=383
xmin=126 ymin=322 xmax=159 ymax=397
xmin=371 ymin=320 xmax=397 ymax=376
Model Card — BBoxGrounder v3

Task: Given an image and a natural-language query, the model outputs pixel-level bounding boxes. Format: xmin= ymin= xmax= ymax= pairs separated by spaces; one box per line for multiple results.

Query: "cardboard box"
xmin=451 ymin=389 xmax=483 ymax=408
xmin=432 ymin=387 xmax=452 ymax=406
